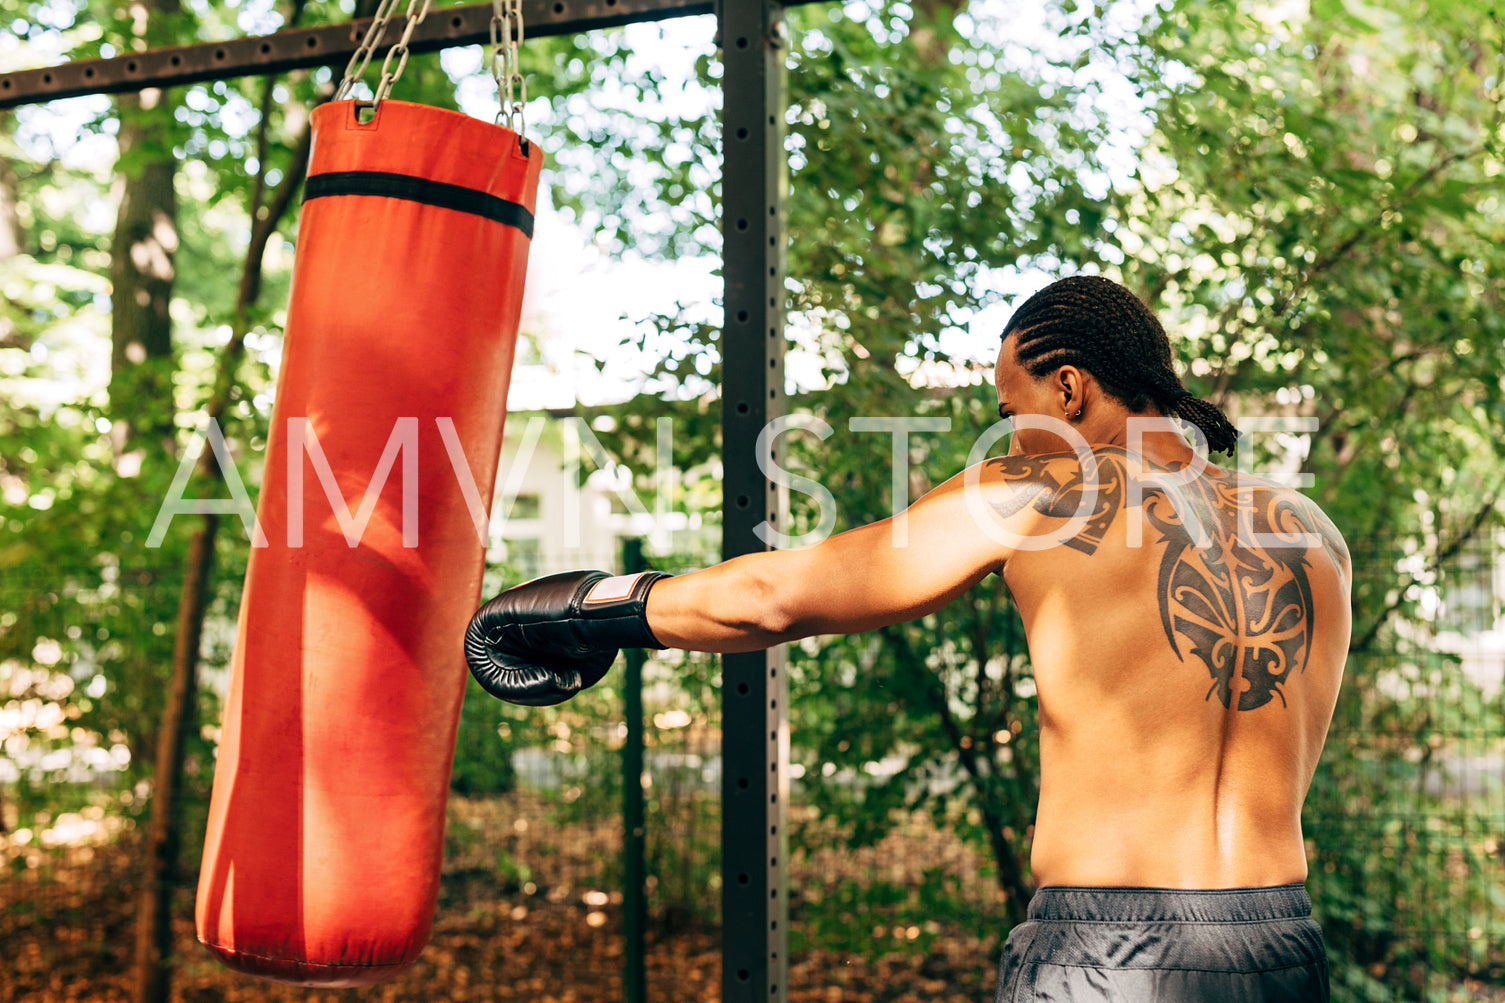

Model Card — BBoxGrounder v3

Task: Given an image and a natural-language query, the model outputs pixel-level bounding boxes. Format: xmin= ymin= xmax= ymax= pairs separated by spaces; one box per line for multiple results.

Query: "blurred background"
xmin=1 ymin=0 xmax=1503 ymax=1000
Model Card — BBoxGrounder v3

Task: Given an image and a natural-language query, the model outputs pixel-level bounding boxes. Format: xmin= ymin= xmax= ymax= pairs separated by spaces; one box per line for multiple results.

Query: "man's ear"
xmin=1055 ymin=365 xmax=1086 ymax=407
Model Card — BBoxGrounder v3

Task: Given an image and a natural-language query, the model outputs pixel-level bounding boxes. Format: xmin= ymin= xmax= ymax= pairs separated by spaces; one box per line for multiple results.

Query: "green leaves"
xmin=1121 ymin=0 xmax=1505 ymax=993
xmin=1 ymin=0 xmax=1501 ymax=987
xmin=548 ymin=0 xmax=1505 ymax=979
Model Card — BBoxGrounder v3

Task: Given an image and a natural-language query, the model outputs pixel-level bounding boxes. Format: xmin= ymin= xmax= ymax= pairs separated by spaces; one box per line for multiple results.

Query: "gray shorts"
xmin=994 ymin=884 xmax=1329 ymax=1002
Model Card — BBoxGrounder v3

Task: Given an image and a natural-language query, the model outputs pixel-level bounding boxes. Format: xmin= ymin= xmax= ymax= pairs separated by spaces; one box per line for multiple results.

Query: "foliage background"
xmin=1 ymin=0 xmax=1503 ymax=1000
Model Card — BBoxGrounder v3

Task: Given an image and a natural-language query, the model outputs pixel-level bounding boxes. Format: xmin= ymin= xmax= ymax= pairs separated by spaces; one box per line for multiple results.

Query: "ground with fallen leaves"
xmin=11 ymin=794 xmax=1502 ymax=1003
xmin=2 ymin=792 xmax=1003 ymax=1002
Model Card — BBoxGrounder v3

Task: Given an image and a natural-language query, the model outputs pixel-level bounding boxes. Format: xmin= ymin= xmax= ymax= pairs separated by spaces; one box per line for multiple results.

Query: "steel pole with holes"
xmin=718 ymin=1 xmax=789 ymax=1000
xmin=622 ymin=537 xmax=649 ymax=1003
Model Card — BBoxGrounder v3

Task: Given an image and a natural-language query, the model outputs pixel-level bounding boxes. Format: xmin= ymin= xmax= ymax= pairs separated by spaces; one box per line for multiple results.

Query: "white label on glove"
xmin=584 ymin=572 xmax=646 ymax=604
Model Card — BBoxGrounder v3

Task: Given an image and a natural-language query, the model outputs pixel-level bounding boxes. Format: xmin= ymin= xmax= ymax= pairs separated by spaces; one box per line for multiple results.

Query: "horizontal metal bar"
xmin=0 ymin=0 xmax=714 ymax=109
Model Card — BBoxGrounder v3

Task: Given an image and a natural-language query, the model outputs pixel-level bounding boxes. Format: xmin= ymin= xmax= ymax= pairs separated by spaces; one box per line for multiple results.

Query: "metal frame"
xmin=0 ymin=0 xmax=713 ymax=108
xmin=717 ymin=3 xmax=789 ymax=1000
xmin=4 ymin=2 xmax=793 ymax=999
xmin=621 ymin=538 xmax=650 ymax=1003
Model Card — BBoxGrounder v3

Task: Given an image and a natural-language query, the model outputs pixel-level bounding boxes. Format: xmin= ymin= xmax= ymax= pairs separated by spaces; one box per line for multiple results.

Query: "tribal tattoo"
xmin=984 ymin=448 xmax=1345 ymax=711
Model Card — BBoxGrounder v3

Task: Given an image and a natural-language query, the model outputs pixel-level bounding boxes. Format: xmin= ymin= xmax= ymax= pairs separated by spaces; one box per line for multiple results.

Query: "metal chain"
xmin=335 ymin=0 xmax=399 ymax=102
xmin=489 ymin=0 xmax=526 ymax=134
xmin=335 ymin=0 xmax=432 ymax=107
xmin=372 ymin=0 xmax=432 ymax=105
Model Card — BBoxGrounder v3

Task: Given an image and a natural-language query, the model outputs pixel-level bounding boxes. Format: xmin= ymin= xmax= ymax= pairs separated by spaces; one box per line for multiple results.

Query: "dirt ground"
xmin=1 ymin=793 xmax=1000 ymax=1003
xmin=8 ymin=793 xmax=1501 ymax=1003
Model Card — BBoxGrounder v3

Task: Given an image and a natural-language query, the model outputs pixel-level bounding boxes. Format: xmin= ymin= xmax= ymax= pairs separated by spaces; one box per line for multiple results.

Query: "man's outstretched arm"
xmin=645 ymin=458 xmax=1063 ymax=651
xmin=465 ymin=453 xmax=1072 ymax=704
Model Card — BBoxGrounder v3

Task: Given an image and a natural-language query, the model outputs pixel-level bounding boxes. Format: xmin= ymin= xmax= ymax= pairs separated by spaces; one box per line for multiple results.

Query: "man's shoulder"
xmin=976 ymin=444 xmax=1200 ymax=483
xmin=1237 ymin=476 xmax=1352 ymax=576
xmin=967 ymin=447 xmax=1142 ymax=556
xmin=973 ymin=446 xmax=1350 ymax=573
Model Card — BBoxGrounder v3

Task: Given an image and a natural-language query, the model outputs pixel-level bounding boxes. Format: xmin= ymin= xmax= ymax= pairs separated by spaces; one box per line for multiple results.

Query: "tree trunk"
xmin=0 ymin=117 xmax=16 ymax=832
xmin=109 ymin=88 xmax=180 ymax=444
xmin=111 ymin=4 xmax=186 ymax=996
xmin=881 ymin=621 xmax=1036 ymax=922
xmin=128 ymin=44 xmax=325 ymax=1000
xmin=132 ymin=515 xmax=217 ymax=1003
xmin=0 ymin=119 xmax=22 ymax=261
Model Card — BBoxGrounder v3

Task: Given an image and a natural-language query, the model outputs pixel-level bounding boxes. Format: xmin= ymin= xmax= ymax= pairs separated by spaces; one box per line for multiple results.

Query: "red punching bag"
xmin=195 ymin=98 xmax=542 ymax=986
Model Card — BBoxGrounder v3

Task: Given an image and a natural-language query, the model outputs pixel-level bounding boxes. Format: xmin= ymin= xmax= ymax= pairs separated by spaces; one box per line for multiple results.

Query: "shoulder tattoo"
xmin=983 ymin=449 xmax=1343 ymax=712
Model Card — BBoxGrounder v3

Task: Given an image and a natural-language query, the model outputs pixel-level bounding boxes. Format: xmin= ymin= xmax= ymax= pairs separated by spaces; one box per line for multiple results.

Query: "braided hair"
xmin=1000 ymin=275 xmax=1239 ymax=456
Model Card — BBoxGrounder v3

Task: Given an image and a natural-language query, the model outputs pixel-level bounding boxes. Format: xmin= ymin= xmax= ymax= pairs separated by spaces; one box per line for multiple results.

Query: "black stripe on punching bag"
xmin=303 ymin=171 xmax=535 ymax=239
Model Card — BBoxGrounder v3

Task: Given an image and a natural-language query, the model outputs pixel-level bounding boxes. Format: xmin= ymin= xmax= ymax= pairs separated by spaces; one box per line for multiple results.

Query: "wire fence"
xmin=1 ymin=542 xmax=1503 ymax=1002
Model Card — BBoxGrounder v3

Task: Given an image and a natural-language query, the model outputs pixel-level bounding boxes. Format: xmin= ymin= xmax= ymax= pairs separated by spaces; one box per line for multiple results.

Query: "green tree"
xmin=560 ymin=0 xmax=1505 ymax=994
xmin=1116 ymin=2 xmax=1505 ymax=996
xmin=1 ymin=1 xmax=1501 ymax=999
xmin=577 ymin=0 xmax=1137 ymax=931
xmin=3 ymin=4 xmax=370 ymax=1001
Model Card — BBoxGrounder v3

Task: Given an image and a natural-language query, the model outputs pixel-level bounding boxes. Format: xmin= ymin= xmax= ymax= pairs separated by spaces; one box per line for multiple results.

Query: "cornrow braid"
xmin=1001 ymin=275 xmax=1240 ymax=456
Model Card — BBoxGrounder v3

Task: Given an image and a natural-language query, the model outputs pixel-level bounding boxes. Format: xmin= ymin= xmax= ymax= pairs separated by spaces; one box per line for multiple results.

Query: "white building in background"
xmin=1439 ymin=531 xmax=1505 ymax=699
xmin=485 ymin=410 xmax=716 ymax=579
xmin=1402 ymin=531 xmax=1505 ymax=802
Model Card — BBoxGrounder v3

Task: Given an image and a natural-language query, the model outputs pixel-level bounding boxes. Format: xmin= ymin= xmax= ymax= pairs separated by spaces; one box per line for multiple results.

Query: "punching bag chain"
xmin=490 ymin=0 xmax=526 ymax=134
xmin=335 ymin=0 xmax=433 ymax=108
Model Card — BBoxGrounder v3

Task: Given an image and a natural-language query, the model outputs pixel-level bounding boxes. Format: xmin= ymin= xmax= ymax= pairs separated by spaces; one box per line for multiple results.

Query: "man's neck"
xmin=1095 ymin=410 xmax=1216 ymax=472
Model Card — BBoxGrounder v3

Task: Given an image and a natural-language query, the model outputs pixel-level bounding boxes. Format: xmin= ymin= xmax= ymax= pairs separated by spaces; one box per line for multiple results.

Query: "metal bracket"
xmin=0 ymin=0 xmax=716 ymax=108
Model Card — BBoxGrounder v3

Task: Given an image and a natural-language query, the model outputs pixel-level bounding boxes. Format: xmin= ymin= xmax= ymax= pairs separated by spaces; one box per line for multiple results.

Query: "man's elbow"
xmin=737 ymin=556 xmax=803 ymax=641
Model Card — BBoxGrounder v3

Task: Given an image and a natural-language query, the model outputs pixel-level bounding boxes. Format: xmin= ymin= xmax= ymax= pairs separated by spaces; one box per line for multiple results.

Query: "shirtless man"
xmin=465 ymin=275 xmax=1351 ymax=1001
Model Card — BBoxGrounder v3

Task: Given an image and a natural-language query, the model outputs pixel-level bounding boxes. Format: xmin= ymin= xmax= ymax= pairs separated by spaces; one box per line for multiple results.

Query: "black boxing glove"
xmin=463 ymin=569 xmax=671 ymax=706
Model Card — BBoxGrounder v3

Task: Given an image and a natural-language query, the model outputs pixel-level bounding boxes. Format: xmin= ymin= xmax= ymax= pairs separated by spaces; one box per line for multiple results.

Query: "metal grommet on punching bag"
xmin=193 ymin=95 xmax=542 ymax=987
